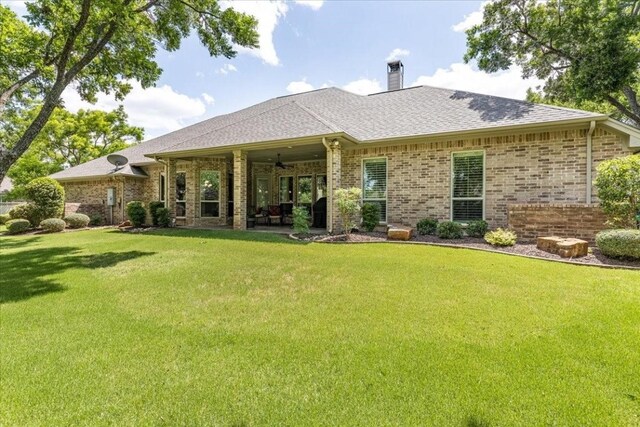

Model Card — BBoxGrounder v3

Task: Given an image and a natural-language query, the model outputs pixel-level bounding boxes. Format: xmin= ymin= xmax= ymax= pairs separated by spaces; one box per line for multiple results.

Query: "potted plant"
xmin=247 ymin=206 xmax=256 ymax=228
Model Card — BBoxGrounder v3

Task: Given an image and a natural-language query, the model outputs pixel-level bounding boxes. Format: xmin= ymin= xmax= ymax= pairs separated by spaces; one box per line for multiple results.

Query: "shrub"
xmin=416 ymin=218 xmax=438 ymax=235
xmin=0 ymin=213 xmax=9 ymax=225
xmin=148 ymin=201 xmax=164 ymax=226
xmin=64 ymin=213 xmax=90 ymax=229
xmin=40 ymin=218 xmax=66 ymax=233
xmin=484 ymin=228 xmax=518 ymax=246
xmin=596 ymin=229 xmax=640 ymax=260
xmin=24 ymin=177 xmax=65 ymax=224
xmin=594 ymin=155 xmax=640 ymax=228
xmin=467 ymin=220 xmax=489 ymax=238
xmin=156 ymin=207 xmax=171 ymax=227
xmin=9 ymin=203 xmax=37 ymax=224
xmin=361 ymin=203 xmax=380 ymax=232
xmin=292 ymin=206 xmax=310 ymax=234
xmin=89 ymin=214 xmax=103 ymax=226
xmin=6 ymin=219 xmax=31 ymax=234
xmin=436 ymin=221 xmax=463 ymax=239
xmin=126 ymin=201 xmax=146 ymax=227
xmin=335 ymin=187 xmax=362 ymax=234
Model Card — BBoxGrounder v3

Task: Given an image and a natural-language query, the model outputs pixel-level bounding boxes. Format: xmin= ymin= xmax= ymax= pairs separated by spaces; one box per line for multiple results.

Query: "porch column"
xmin=327 ymin=140 xmax=342 ymax=234
xmin=167 ymin=158 xmax=177 ymax=218
xmin=233 ymin=150 xmax=247 ymax=230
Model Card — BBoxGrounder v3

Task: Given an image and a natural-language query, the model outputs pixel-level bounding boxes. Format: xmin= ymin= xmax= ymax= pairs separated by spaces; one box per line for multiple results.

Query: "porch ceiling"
xmin=246 ymin=143 xmax=326 ymax=163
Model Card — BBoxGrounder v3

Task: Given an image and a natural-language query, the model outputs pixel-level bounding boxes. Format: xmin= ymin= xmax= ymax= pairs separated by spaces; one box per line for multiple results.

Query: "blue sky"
xmin=3 ymin=0 xmax=541 ymax=139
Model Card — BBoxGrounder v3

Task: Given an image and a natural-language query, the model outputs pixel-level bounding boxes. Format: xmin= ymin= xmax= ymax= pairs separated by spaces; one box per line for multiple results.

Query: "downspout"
xmin=586 ymin=121 xmax=596 ymax=205
xmin=321 ymin=137 xmax=332 ymax=233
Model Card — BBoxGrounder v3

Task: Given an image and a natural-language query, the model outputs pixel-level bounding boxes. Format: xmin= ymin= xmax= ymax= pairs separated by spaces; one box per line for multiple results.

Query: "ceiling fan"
xmin=275 ymin=153 xmax=292 ymax=169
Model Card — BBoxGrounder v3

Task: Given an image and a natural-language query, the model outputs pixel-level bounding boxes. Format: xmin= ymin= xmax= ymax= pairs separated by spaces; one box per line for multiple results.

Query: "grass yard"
xmin=1 ymin=229 xmax=639 ymax=425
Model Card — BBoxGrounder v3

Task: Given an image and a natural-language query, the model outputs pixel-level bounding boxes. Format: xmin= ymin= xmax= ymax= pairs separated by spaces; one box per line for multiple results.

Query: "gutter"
xmin=586 ymin=120 xmax=596 ymax=204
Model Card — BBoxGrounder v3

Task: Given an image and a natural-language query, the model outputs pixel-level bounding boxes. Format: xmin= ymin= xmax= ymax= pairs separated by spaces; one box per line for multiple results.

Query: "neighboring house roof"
xmin=52 ymin=85 xmax=625 ymax=181
xmin=0 ymin=176 xmax=13 ymax=194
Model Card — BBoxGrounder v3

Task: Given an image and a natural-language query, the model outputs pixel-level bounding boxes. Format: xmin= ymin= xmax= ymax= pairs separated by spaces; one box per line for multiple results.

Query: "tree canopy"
xmin=0 ymin=0 xmax=259 ymax=182
xmin=464 ymin=0 xmax=640 ymax=126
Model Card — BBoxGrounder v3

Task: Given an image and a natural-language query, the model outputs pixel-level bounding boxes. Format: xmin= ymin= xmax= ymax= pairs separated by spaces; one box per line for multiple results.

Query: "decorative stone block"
xmin=536 ymin=236 xmax=564 ymax=253
xmin=387 ymin=225 xmax=413 ymax=241
xmin=537 ymin=236 xmax=589 ymax=258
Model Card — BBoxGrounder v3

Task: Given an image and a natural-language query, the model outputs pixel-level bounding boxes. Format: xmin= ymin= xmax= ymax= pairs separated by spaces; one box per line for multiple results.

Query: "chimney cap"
xmin=387 ymin=60 xmax=404 ymax=72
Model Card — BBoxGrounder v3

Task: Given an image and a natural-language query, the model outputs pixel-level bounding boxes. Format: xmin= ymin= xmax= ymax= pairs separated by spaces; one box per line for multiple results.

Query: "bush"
xmin=416 ymin=218 xmax=438 ymax=235
xmin=594 ymin=155 xmax=640 ymax=228
xmin=484 ymin=228 xmax=518 ymax=246
xmin=361 ymin=203 xmax=380 ymax=232
xmin=596 ymin=229 xmax=640 ymax=259
xmin=436 ymin=221 xmax=463 ymax=239
xmin=64 ymin=213 xmax=90 ymax=229
xmin=126 ymin=201 xmax=146 ymax=227
xmin=40 ymin=218 xmax=66 ymax=233
xmin=292 ymin=206 xmax=310 ymax=234
xmin=335 ymin=187 xmax=362 ymax=234
xmin=148 ymin=201 xmax=164 ymax=226
xmin=24 ymin=177 xmax=65 ymax=224
xmin=156 ymin=207 xmax=171 ymax=228
xmin=6 ymin=219 xmax=31 ymax=234
xmin=89 ymin=214 xmax=103 ymax=226
xmin=0 ymin=213 xmax=10 ymax=225
xmin=467 ymin=220 xmax=489 ymax=238
xmin=9 ymin=203 xmax=37 ymax=224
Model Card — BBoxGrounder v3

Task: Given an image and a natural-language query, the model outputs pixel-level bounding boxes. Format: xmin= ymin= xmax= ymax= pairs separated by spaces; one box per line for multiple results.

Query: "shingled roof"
xmin=51 ymin=85 xmax=606 ymax=180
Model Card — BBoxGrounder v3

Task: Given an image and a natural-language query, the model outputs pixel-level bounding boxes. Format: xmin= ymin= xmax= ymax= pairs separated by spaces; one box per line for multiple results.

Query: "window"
xmin=200 ymin=170 xmax=220 ymax=217
xmin=255 ymin=176 xmax=270 ymax=210
xmin=363 ymin=158 xmax=387 ymax=222
xmin=297 ymin=175 xmax=313 ymax=205
xmin=451 ymin=151 xmax=484 ymax=221
xmin=159 ymin=173 xmax=166 ymax=202
xmin=279 ymin=176 xmax=294 ymax=204
xmin=316 ymin=175 xmax=327 ymax=201
xmin=176 ymin=172 xmax=186 ymax=217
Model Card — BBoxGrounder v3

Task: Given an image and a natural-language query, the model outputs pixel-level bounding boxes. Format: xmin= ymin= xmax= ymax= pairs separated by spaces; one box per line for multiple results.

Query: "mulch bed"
xmin=294 ymin=231 xmax=640 ymax=269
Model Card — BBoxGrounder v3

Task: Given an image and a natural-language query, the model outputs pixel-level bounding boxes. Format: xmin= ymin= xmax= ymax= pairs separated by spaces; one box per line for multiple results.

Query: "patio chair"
xmin=280 ymin=203 xmax=293 ymax=225
xmin=267 ymin=205 xmax=281 ymax=225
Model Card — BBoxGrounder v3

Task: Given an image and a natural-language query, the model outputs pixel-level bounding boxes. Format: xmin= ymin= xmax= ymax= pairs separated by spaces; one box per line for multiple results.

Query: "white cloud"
xmin=62 ymin=82 xmax=207 ymax=139
xmin=411 ymin=63 xmax=543 ymax=100
xmin=452 ymin=1 xmax=489 ymax=32
xmin=216 ymin=63 xmax=237 ymax=75
xmin=286 ymin=79 xmax=315 ymax=94
xmin=2 ymin=0 xmax=27 ymax=16
xmin=295 ymin=0 xmax=324 ymax=10
xmin=195 ymin=71 xmax=205 ymax=78
xmin=224 ymin=1 xmax=289 ymax=66
xmin=386 ymin=48 xmax=410 ymax=62
xmin=201 ymin=93 xmax=215 ymax=105
xmin=342 ymin=78 xmax=382 ymax=96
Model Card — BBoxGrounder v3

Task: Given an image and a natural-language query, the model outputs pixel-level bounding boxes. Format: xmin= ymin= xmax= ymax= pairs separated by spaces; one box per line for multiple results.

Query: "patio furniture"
xmin=267 ymin=205 xmax=281 ymax=225
xmin=255 ymin=207 xmax=268 ymax=225
xmin=312 ymin=197 xmax=327 ymax=228
xmin=281 ymin=203 xmax=293 ymax=225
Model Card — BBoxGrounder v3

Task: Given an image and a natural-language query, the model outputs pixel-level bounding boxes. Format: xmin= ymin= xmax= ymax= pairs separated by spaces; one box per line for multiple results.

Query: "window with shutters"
xmin=451 ymin=151 xmax=484 ymax=221
xmin=362 ymin=158 xmax=387 ymax=223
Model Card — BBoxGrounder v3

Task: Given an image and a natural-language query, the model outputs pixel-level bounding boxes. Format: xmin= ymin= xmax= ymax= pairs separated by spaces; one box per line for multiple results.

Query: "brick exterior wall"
xmin=341 ymin=127 xmax=630 ymax=228
xmin=508 ymin=204 xmax=608 ymax=241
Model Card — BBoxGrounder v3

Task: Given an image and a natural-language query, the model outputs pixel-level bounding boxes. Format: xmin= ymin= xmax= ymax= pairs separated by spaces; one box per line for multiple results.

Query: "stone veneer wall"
xmin=508 ymin=204 xmax=608 ymax=241
xmin=341 ymin=127 xmax=630 ymax=229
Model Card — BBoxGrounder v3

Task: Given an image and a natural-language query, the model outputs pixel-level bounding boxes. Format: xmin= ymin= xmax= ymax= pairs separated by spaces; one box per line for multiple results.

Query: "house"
xmin=51 ymin=61 xmax=640 ymax=238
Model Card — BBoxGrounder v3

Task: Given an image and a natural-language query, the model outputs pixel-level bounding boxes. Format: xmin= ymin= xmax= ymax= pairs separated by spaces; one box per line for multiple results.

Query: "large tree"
xmin=464 ymin=0 xmax=640 ymax=127
xmin=0 ymin=0 xmax=259 ymax=183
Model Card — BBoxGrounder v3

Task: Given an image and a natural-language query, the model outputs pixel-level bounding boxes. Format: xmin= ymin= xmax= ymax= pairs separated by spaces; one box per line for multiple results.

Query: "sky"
xmin=3 ymin=0 xmax=543 ymax=140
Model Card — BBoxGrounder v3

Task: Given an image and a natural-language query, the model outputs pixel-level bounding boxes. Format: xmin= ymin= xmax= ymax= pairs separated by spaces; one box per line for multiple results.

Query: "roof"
xmin=52 ymin=85 xmax=611 ymax=180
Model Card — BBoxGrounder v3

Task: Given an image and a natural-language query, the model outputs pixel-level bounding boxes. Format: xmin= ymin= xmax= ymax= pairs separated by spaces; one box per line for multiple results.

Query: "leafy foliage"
xmin=126 ymin=201 xmax=146 ymax=228
xmin=467 ymin=220 xmax=489 ymax=238
xmin=292 ymin=206 xmax=310 ymax=234
xmin=416 ymin=218 xmax=439 ymax=235
xmin=148 ymin=201 xmax=165 ymax=226
xmin=5 ymin=218 xmax=31 ymax=234
xmin=24 ymin=177 xmax=65 ymax=224
xmin=334 ymin=188 xmax=362 ymax=234
xmin=156 ymin=207 xmax=171 ymax=228
xmin=64 ymin=213 xmax=90 ymax=228
xmin=40 ymin=218 xmax=66 ymax=233
xmin=436 ymin=221 xmax=463 ymax=239
xmin=361 ymin=203 xmax=380 ymax=232
xmin=0 ymin=0 xmax=259 ymax=182
xmin=484 ymin=228 xmax=518 ymax=246
xmin=9 ymin=203 xmax=37 ymax=224
xmin=594 ymin=155 xmax=640 ymax=228
xmin=465 ymin=0 xmax=640 ymax=126
xmin=89 ymin=214 xmax=103 ymax=226
xmin=0 ymin=213 xmax=9 ymax=224
xmin=596 ymin=229 xmax=640 ymax=259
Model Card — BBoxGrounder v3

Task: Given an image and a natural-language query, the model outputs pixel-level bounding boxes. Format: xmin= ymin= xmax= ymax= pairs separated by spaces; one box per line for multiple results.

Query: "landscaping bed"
xmin=295 ymin=231 xmax=640 ymax=268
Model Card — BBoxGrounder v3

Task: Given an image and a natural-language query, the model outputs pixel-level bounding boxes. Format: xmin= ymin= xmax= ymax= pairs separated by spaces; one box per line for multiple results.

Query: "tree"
xmin=0 ymin=0 xmax=259 ymax=183
xmin=464 ymin=0 xmax=640 ymax=127
xmin=594 ymin=155 xmax=640 ymax=228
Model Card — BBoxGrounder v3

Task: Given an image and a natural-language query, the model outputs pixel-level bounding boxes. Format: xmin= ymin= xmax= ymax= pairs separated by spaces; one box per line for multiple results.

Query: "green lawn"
xmin=1 ymin=229 xmax=639 ymax=425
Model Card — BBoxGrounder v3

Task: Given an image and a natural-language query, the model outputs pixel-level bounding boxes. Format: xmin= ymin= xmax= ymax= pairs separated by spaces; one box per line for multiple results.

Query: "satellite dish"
xmin=107 ymin=154 xmax=128 ymax=170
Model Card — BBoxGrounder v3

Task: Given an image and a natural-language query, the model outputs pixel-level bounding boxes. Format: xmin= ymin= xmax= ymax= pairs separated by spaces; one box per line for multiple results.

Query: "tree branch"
xmin=606 ymin=94 xmax=640 ymax=126
xmin=0 ymin=69 xmax=40 ymax=114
